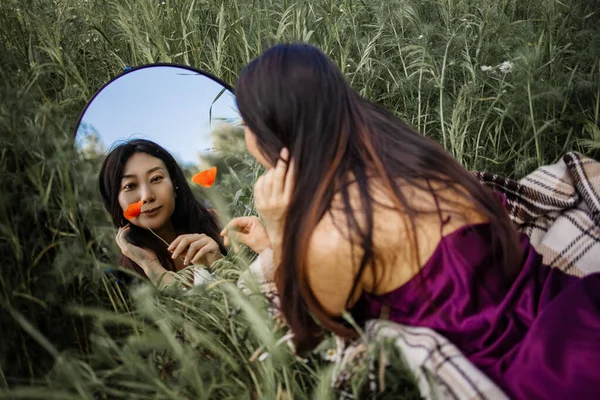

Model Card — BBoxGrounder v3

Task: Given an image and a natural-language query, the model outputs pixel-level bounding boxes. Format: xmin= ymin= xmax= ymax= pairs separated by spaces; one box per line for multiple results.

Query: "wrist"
xmin=252 ymin=236 xmax=272 ymax=254
xmin=266 ymin=229 xmax=283 ymax=247
xmin=143 ymin=259 xmax=167 ymax=280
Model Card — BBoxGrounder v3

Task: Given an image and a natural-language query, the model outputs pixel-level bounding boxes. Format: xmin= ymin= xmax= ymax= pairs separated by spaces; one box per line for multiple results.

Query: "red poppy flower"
xmin=192 ymin=166 xmax=217 ymax=188
xmin=123 ymin=200 xmax=143 ymax=220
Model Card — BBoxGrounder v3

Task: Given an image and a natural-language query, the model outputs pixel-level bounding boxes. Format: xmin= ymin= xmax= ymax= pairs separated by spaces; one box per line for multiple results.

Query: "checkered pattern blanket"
xmin=237 ymin=151 xmax=600 ymax=400
xmin=475 ymin=151 xmax=600 ymax=277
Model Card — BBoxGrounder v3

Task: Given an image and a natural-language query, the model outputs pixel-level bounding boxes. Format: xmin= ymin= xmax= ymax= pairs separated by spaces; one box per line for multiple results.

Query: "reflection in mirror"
xmin=75 ymin=65 xmax=243 ymax=167
xmin=75 ymin=64 xmax=250 ymax=285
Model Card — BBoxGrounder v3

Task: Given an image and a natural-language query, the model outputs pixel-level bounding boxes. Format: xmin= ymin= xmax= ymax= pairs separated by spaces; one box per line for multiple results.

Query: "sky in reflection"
xmin=77 ymin=66 xmax=240 ymax=165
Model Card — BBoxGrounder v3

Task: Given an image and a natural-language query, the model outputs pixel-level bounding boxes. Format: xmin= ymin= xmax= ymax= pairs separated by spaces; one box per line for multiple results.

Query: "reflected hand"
xmin=221 ymin=216 xmax=271 ymax=254
xmin=254 ymin=148 xmax=295 ymax=241
xmin=167 ymin=233 xmax=222 ymax=267
xmin=116 ymin=224 xmax=160 ymax=275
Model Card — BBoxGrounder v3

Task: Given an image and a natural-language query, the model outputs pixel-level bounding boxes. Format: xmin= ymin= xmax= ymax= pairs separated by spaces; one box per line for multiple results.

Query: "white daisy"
xmin=498 ymin=61 xmax=513 ymax=74
xmin=324 ymin=348 xmax=339 ymax=362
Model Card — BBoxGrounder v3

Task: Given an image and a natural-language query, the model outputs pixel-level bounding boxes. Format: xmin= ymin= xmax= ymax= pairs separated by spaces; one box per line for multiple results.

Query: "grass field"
xmin=0 ymin=0 xmax=598 ymax=398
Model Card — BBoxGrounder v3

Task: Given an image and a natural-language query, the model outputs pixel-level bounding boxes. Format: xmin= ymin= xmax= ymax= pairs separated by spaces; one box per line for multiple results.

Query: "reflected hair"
xmin=235 ymin=43 xmax=521 ymax=353
xmin=98 ymin=138 xmax=226 ymax=277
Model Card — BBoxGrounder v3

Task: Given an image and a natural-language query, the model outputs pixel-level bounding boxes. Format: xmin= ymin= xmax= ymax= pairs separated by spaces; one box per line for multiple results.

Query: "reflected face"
xmin=118 ymin=152 xmax=176 ymax=231
xmin=243 ymin=123 xmax=272 ymax=169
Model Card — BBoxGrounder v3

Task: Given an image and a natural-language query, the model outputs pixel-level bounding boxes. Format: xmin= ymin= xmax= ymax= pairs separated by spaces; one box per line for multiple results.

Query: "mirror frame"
xmin=72 ymin=64 xmax=236 ymax=282
xmin=73 ymin=63 xmax=235 ymax=140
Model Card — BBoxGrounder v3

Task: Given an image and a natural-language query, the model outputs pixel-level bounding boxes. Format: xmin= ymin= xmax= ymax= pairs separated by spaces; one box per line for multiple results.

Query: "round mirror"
xmin=75 ymin=64 xmax=242 ymax=167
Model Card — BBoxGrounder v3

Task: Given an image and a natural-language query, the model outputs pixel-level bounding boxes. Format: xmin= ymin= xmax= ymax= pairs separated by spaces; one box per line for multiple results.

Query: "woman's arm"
xmin=141 ymin=259 xmax=177 ymax=287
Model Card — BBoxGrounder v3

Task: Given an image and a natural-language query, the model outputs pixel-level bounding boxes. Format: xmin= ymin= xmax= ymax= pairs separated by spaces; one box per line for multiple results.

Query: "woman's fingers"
xmin=170 ymin=235 xmax=195 ymax=260
xmin=167 ymin=235 xmax=182 ymax=252
xmin=221 ymin=216 xmax=270 ymax=254
xmin=190 ymin=244 xmax=213 ymax=265
xmin=223 ymin=217 xmax=252 ymax=233
xmin=271 ymin=147 xmax=289 ymax=195
xmin=221 ymin=219 xmax=251 ymax=253
xmin=116 ymin=224 xmax=129 ymax=239
xmin=115 ymin=225 xmax=130 ymax=249
xmin=228 ymin=229 xmax=251 ymax=248
xmin=169 ymin=234 xmax=218 ymax=265
xmin=184 ymin=237 xmax=209 ymax=265
xmin=264 ymin=147 xmax=293 ymax=202
xmin=115 ymin=225 xmax=141 ymax=260
xmin=252 ymin=148 xmax=295 ymax=236
xmin=222 ymin=216 xmax=258 ymax=246
xmin=283 ymin=157 xmax=295 ymax=200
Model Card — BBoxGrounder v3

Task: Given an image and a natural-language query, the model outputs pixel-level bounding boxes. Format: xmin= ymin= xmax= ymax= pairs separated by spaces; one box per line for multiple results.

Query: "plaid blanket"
xmin=236 ymin=151 xmax=600 ymax=399
xmin=475 ymin=151 xmax=600 ymax=276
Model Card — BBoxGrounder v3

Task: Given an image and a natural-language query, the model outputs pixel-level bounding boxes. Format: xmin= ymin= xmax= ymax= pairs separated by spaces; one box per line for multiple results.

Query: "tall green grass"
xmin=0 ymin=0 xmax=598 ymax=398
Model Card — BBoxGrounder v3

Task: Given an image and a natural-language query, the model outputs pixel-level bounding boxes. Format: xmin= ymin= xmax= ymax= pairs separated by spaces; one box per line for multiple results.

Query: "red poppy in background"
xmin=192 ymin=166 xmax=217 ymax=188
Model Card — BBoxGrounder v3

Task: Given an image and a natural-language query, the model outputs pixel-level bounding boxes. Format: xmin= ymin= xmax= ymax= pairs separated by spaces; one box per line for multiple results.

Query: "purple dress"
xmin=353 ymin=222 xmax=600 ymax=399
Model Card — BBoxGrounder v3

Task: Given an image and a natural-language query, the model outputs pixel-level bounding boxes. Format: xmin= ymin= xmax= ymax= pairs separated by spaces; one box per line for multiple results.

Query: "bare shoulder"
xmin=303 ymin=177 xmax=488 ymax=314
xmin=303 ymin=181 xmax=409 ymax=315
xmin=305 ymin=209 xmax=365 ymax=316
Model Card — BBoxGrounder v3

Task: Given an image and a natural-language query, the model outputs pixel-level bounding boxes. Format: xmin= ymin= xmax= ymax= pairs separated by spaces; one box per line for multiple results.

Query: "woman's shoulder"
xmin=310 ymin=178 xmax=489 ymax=294
xmin=305 ymin=182 xmax=411 ymax=311
xmin=304 ymin=212 xmax=369 ymax=315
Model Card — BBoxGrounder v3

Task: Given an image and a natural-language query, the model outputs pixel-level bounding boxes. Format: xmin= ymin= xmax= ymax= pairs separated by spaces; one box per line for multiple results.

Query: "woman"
xmin=224 ymin=43 xmax=600 ymax=399
xmin=99 ymin=139 xmax=226 ymax=285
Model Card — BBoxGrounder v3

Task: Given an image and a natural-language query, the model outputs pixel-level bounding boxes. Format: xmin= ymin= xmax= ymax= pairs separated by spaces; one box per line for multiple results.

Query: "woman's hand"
xmin=116 ymin=224 xmax=160 ymax=272
xmin=221 ymin=216 xmax=271 ymax=254
xmin=167 ymin=233 xmax=222 ymax=267
xmin=254 ymin=148 xmax=295 ymax=244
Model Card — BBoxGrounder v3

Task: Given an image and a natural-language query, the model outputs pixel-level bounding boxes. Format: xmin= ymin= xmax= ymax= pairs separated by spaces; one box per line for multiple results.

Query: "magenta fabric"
xmin=355 ymin=223 xmax=600 ymax=399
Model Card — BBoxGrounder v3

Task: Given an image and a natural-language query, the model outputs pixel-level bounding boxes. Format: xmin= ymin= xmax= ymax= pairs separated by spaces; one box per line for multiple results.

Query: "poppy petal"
xmin=124 ymin=200 xmax=143 ymax=220
xmin=192 ymin=166 xmax=217 ymax=188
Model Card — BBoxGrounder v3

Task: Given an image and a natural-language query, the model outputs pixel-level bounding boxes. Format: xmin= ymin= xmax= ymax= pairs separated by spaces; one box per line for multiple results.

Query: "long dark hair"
xmin=235 ymin=43 xmax=521 ymax=353
xmin=98 ymin=139 xmax=226 ymax=276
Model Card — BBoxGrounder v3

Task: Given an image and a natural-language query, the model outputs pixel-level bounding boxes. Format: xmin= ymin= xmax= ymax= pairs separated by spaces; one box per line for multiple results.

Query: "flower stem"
xmin=143 ymin=222 xmax=186 ymax=263
xmin=144 ymin=223 xmax=170 ymax=248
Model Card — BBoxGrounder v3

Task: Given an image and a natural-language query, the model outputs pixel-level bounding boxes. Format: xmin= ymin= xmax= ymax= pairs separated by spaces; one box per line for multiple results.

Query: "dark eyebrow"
xmin=122 ymin=166 xmax=165 ymax=180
